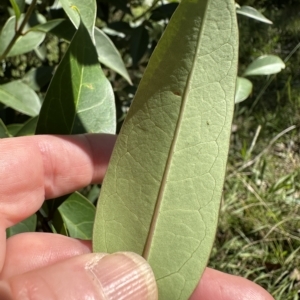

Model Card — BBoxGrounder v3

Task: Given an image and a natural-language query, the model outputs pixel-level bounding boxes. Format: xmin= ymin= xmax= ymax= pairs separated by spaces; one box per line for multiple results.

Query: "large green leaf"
xmin=59 ymin=0 xmax=96 ymax=38
xmin=0 ymin=80 xmax=41 ymax=117
xmin=0 ymin=14 xmax=46 ymax=57
xmin=6 ymin=214 xmax=37 ymax=238
xmin=243 ymin=55 xmax=285 ymax=76
xmin=93 ymin=0 xmax=238 ymax=299
xmin=36 ymin=20 xmax=116 ymax=134
xmin=235 ymin=77 xmax=253 ymax=103
xmin=58 ymin=192 xmax=96 ymax=239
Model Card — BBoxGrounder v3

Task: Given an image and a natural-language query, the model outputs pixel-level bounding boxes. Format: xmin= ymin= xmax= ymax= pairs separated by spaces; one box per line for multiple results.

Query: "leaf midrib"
xmin=142 ymin=1 xmax=210 ymax=260
xmin=70 ymin=39 xmax=84 ymax=133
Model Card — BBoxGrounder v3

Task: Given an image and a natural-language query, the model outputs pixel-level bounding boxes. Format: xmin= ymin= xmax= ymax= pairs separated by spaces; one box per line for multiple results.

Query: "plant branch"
xmin=0 ymin=0 xmax=37 ymax=61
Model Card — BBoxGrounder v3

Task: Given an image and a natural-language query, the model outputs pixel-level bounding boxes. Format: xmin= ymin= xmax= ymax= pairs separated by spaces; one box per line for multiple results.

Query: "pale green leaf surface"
xmin=0 ymin=14 xmax=46 ymax=57
xmin=235 ymin=77 xmax=253 ymax=103
xmin=0 ymin=119 xmax=10 ymax=138
xmin=244 ymin=55 xmax=285 ymax=76
xmin=95 ymin=28 xmax=132 ymax=84
xmin=0 ymin=81 xmax=41 ymax=116
xmin=58 ymin=192 xmax=95 ymax=239
xmin=6 ymin=214 xmax=37 ymax=238
xmin=36 ymin=20 xmax=116 ymax=135
xmin=93 ymin=0 xmax=238 ymax=299
xmin=236 ymin=5 xmax=272 ymax=24
xmin=59 ymin=0 xmax=96 ymax=37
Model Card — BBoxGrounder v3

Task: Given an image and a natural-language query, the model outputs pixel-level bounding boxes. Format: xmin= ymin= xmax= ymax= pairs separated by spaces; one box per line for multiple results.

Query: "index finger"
xmin=0 ymin=134 xmax=116 ymax=229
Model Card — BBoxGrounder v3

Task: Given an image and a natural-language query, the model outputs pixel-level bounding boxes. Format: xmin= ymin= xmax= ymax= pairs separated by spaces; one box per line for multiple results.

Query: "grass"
xmin=209 ymin=87 xmax=300 ymax=299
xmin=209 ymin=5 xmax=300 ymax=296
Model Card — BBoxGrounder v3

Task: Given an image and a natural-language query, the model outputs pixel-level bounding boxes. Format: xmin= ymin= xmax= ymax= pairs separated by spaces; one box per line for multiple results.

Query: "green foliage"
xmin=6 ymin=213 xmax=37 ymax=238
xmin=36 ymin=19 xmax=115 ymax=135
xmin=0 ymin=13 xmax=46 ymax=58
xmin=236 ymin=4 xmax=272 ymax=24
xmin=0 ymin=0 xmax=299 ymax=298
xmin=9 ymin=0 xmax=25 ymax=21
xmin=243 ymin=55 xmax=285 ymax=76
xmin=57 ymin=192 xmax=96 ymax=239
xmin=0 ymin=80 xmax=41 ymax=116
xmin=235 ymin=77 xmax=253 ymax=103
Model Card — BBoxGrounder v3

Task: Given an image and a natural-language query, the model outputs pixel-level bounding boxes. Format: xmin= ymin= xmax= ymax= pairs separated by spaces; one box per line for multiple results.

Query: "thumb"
xmin=1 ymin=252 xmax=158 ymax=300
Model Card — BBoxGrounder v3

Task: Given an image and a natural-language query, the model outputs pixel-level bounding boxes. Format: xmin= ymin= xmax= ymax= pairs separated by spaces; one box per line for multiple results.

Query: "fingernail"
xmin=85 ymin=252 xmax=158 ymax=300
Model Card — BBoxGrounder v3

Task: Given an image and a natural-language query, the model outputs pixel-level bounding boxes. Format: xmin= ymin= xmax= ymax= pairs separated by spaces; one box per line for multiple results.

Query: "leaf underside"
xmin=93 ymin=0 xmax=238 ymax=299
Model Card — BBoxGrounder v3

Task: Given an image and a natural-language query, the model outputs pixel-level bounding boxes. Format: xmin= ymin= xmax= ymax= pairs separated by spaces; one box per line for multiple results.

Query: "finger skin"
xmin=0 ymin=134 xmax=116 ymax=269
xmin=4 ymin=253 xmax=158 ymax=300
xmin=0 ymin=134 xmax=116 ymax=228
xmin=0 ymin=134 xmax=273 ymax=300
xmin=1 ymin=233 xmax=92 ymax=279
xmin=2 ymin=232 xmax=274 ymax=300
xmin=190 ymin=267 xmax=275 ymax=300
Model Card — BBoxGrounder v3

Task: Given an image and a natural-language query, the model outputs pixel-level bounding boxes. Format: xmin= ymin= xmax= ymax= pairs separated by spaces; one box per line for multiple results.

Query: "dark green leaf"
xmin=58 ymin=192 xmax=96 ymax=239
xmin=6 ymin=214 xmax=37 ymax=238
xmin=150 ymin=3 xmax=179 ymax=21
xmin=93 ymin=0 xmax=238 ymax=298
xmin=0 ymin=14 xmax=46 ymax=57
xmin=95 ymin=27 xmax=132 ymax=84
xmin=0 ymin=119 xmax=10 ymax=138
xmin=235 ymin=77 xmax=253 ymax=103
xmin=0 ymin=81 xmax=41 ymax=117
xmin=107 ymin=21 xmax=132 ymax=36
xmin=52 ymin=207 xmax=69 ymax=236
xmin=22 ymin=66 xmax=54 ymax=91
xmin=101 ymin=0 xmax=131 ymax=15
xmin=36 ymin=20 xmax=116 ymax=134
xmin=130 ymin=24 xmax=149 ymax=66
xmin=32 ymin=18 xmax=76 ymax=41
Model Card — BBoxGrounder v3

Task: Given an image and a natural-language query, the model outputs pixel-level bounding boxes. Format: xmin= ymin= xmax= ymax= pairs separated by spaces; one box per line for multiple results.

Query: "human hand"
xmin=0 ymin=134 xmax=274 ymax=299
